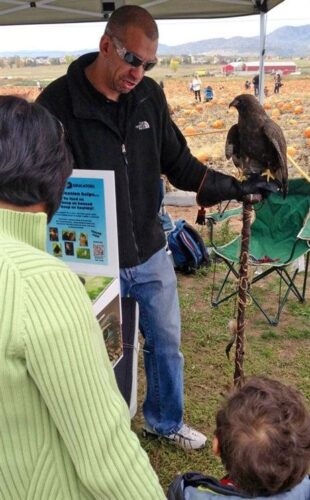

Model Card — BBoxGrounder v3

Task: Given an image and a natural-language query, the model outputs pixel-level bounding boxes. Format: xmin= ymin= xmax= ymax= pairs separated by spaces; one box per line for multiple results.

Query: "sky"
xmin=0 ymin=0 xmax=309 ymax=52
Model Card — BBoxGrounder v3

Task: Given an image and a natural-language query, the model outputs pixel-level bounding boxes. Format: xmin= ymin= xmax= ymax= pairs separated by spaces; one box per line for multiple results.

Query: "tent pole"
xmin=258 ymin=11 xmax=267 ymax=104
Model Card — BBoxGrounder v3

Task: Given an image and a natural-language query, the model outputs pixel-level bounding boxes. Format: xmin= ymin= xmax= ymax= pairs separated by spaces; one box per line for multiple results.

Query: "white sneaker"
xmin=143 ymin=423 xmax=207 ymax=450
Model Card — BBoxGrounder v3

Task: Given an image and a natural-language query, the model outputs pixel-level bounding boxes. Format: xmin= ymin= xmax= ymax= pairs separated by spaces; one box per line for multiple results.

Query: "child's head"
xmin=214 ymin=376 xmax=310 ymax=497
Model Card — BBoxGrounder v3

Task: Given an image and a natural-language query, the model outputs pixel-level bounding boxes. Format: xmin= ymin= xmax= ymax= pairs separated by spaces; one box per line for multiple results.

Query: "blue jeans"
xmin=120 ymin=248 xmax=184 ymax=435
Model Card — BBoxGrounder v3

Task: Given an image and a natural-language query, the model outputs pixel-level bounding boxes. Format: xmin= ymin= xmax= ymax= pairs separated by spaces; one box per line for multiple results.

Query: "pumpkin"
xmin=287 ymin=146 xmax=297 ymax=157
xmin=183 ymin=125 xmax=197 ymax=136
xmin=194 ymin=149 xmax=209 ymax=163
xmin=211 ymin=119 xmax=225 ymax=129
xmin=282 ymin=102 xmax=293 ymax=112
xmin=304 ymin=127 xmax=310 ymax=138
xmin=197 ymin=121 xmax=207 ymax=129
xmin=294 ymin=105 xmax=304 ymax=115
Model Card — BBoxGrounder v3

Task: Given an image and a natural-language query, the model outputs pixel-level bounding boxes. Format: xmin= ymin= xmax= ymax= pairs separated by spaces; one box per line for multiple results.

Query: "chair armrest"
xmin=204 ymin=206 xmax=242 ymax=247
xmin=205 ymin=206 xmax=242 ymax=224
xmin=298 ymin=213 xmax=310 ymax=242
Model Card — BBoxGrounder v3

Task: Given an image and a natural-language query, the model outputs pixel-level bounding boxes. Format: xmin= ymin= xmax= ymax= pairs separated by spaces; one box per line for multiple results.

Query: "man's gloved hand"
xmin=238 ymin=173 xmax=279 ymax=199
xmin=196 ymin=169 xmax=279 ymax=208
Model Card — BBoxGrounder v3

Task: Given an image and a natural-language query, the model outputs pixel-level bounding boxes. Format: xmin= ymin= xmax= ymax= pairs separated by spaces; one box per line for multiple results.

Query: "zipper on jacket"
xmin=121 ymin=143 xmax=141 ymax=263
xmin=121 ymin=144 xmax=128 ymax=165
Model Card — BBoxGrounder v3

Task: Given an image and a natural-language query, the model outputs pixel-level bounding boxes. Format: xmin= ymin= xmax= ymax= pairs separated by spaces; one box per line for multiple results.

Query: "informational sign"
xmin=46 ymin=170 xmax=119 ymax=276
xmin=47 ymin=170 xmax=122 ymax=367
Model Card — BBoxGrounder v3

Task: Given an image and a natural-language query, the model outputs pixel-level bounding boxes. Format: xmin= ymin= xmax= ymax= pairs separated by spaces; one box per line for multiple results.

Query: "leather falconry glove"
xmin=196 ymin=169 xmax=279 ymax=208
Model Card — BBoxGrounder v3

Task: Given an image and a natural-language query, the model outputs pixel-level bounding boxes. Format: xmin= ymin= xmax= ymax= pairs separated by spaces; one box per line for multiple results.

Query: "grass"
xmin=131 ymin=226 xmax=310 ymax=494
xmin=1 ymin=60 xmax=310 ymax=87
xmin=0 ymin=64 xmax=68 ymax=86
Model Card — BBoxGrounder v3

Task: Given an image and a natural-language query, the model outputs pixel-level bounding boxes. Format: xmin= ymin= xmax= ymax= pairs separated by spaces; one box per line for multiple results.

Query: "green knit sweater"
xmin=0 ymin=209 xmax=165 ymax=500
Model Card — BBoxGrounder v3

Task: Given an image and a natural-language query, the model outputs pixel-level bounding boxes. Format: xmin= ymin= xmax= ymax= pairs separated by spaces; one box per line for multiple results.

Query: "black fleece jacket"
xmin=37 ymin=52 xmax=207 ymax=268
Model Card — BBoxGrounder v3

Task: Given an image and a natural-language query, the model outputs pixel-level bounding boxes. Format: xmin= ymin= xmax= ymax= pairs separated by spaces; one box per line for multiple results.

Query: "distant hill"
xmin=266 ymin=25 xmax=310 ymax=57
xmin=0 ymin=24 xmax=310 ymax=58
xmin=157 ymin=24 xmax=310 ymax=57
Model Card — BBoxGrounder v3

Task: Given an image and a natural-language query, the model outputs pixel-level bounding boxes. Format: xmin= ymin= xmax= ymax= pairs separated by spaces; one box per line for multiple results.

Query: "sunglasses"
xmin=111 ymin=36 xmax=157 ymax=72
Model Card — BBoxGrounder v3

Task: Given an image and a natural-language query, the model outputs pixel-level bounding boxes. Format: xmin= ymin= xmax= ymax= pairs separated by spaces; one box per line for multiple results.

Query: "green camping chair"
xmin=207 ymin=178 xmax=310 ymax=325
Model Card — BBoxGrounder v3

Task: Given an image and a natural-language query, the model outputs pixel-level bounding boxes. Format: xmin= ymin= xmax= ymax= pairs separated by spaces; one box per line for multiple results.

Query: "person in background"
xmin=252 ymin=74 xmax=259 ymax=96
xmin=168 ymin=376 xmax=310 ymax=499
xmin=0 ymin=95 xmax=165 ymax=499
xmin=191 ymin=74 xmax=202 ymax=102
xmin=37 ymin=5 xmax=275 ymax=451
xmin=274 ymin=72 xmax=283 ymax=94
xmin=244 ymin=79 xmax=251 ymax=90
xmin=204 ymin=85 xmax=214 ymax=102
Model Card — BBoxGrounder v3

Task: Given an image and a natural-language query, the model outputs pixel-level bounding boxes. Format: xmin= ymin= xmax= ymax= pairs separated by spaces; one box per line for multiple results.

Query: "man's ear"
xmin=212 ymin=436 xmax=221 ymax=456
xmin=99 ymin=34 xmax=110 ymax=55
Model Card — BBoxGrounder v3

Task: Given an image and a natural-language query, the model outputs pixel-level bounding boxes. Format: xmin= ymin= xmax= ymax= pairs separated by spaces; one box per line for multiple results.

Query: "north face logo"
xmin=135 ymin=121 xmax=150 ymax=130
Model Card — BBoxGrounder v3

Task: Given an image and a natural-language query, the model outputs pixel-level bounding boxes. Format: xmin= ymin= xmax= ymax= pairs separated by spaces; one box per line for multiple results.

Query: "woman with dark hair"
xmin=0 ymin=95 xmax=71 ymax=221
xmin=0 ymin=95 xmax=165 ymax=499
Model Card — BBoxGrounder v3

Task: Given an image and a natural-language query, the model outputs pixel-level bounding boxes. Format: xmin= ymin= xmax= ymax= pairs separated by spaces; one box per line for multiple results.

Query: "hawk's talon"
xmin=261 ymin=169 xmax=275 ymax=182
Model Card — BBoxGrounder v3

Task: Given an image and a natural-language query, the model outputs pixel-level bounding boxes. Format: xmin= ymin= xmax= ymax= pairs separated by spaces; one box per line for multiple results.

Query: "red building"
xmin=245 ymin=61 xmax=296 ymax=75
xmin=222 ymin=61 xmax=297 ymax=76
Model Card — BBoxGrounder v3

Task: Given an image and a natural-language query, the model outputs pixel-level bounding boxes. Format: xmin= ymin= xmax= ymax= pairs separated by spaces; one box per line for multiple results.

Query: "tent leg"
xmin=302 ymin=252 xmax=309 ymax=300
xmin=258 ymin=11 xmax=267 ymax=104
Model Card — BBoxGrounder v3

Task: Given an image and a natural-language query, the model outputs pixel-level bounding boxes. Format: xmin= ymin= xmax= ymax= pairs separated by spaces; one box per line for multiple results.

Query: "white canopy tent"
xmin=0 ymin=0 xmax=286 ymax=101
xmin=0 ymin=1 xmax=285 ymax=24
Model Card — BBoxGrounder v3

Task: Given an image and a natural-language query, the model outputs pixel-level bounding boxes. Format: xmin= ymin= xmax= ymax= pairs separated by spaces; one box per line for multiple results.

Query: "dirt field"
xmin=0 ymin=85 xmax=42 ymax=102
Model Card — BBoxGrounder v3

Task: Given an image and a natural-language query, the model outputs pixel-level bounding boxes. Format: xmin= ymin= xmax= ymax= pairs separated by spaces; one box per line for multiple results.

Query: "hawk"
xmin=226 ymin=94 xmax=288 ymax=196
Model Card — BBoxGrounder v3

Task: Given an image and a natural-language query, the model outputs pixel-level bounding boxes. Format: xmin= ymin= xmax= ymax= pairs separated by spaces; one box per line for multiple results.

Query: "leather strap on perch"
xmin=234 ymin=194 xmax=261 ymax=387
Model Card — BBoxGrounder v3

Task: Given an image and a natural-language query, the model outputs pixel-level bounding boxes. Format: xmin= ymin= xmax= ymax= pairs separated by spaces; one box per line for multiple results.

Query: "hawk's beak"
xmin=229 ymin=98 xmax=238 ymax=108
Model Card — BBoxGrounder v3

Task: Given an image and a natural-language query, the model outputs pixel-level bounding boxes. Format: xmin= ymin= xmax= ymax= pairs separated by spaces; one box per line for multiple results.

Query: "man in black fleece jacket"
xmin=37 ymin=5 xmax=274 ymax=450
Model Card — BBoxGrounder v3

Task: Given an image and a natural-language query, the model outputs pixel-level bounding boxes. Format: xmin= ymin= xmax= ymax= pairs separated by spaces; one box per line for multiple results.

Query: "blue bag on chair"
xmin=167 ymin=219 xmax=210 ymax=274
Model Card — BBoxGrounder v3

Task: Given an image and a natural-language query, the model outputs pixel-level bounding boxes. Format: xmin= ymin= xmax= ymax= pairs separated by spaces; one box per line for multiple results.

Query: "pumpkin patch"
xmin=159 ymin=75 xmax=310 ymax=178
xmin=1 ymin=76 xmax=309 ymax=180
